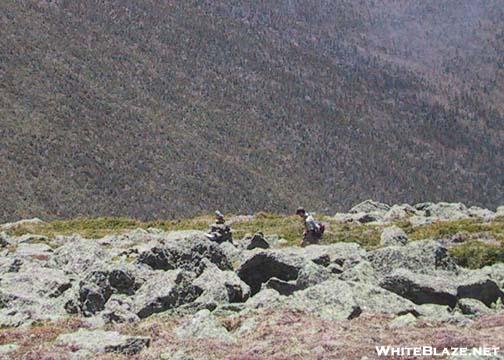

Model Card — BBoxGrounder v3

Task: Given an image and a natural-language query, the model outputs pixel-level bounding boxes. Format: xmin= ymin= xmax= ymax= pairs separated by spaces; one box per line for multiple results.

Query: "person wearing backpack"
xmin=296 ymin=207 xmax=324 ymax=247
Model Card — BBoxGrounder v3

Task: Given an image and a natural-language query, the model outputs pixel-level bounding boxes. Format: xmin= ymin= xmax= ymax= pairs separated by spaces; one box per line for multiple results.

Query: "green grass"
xmin=399 ymin=218 xmax=504 ymax=242
xmin=450 ymin=241 xmax=504 ymax=269
xmin=5 ymin=215 xmax=504 ymax=268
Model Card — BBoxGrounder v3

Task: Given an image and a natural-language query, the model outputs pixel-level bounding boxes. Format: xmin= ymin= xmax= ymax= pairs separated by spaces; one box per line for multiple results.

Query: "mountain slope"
xmin=1 ymin=0 xmax=503 ymax=221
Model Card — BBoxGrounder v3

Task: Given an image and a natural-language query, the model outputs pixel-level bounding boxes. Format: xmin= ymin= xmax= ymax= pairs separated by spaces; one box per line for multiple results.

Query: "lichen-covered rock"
xmin=192 ymin=261 xmax=250 ymax=307
xmin=175 ymin=309 xmax=234 ymax=342
xmin=133 ymin=270 xmax=201 ymax=318
xmin=137 ymin=231 xmax=231 ymax=274
xmin=56 ymin=329 xmax=150 ymax=355
xmin=237 ymin=250 xmax=304 ymax=295
xmin=339 ymin=260 xmax=378 ymax=284
xmin=51 ymin=237 xmax=109 ymax=274
xmin=457 ymin=298 xmax=493 ymax=316
xmin=389 ymin=313 xmax=417 ymax=328
xmin=382 ymin=204 xmax=418 ymax=222
xmin=244 ymin=288 xmax=285 ymax=310
xmin=349 ymin=200 xmax=390 ymax=214
xmin=264 ymin=277 xmax=297 ymax=296
xmin=243 ymin=232 xmax=270 ymax=250
xmin=0 ymin=232 xmax=10 ymax=248
xmin=369 ymin=240 xmax=457 ymax=275
xmin=287 ymin=279 xmax=418 ymax=320
xmin=102 ymin=295 xmax=139 ymax=324
xmin=296 ymin=262 xmax=332 ymax=290
xmin=380 ymin=226 xmax=408 ymax=247
xmin=379 ymin=268 xmax=458 ymax=307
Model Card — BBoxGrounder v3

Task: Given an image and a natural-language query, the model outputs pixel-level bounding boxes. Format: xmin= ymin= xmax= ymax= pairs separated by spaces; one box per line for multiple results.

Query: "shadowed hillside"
xmin=1 ymin=0 xmax=503 ymax=221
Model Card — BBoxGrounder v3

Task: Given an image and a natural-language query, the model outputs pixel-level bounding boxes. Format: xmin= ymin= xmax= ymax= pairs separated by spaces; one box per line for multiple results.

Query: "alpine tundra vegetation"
xmin=1 ymin=201 xmax=504 ymax=358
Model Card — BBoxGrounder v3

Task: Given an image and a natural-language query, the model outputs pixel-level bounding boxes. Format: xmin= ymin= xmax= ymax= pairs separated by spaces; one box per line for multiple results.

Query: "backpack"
xmin=315 ymin=222 xmax=325 ymax=235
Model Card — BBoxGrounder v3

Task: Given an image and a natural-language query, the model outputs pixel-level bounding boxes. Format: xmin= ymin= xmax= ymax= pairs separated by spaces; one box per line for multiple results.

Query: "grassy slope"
xmin=5 ymin=214 xmax=504 ymax=269
xmin=0 ymin=0 xmax=503 ymax=222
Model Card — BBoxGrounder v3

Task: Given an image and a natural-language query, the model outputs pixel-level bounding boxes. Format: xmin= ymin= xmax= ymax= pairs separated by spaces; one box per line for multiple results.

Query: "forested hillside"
xmin=1 ymin=0 xmax=503 ymax=221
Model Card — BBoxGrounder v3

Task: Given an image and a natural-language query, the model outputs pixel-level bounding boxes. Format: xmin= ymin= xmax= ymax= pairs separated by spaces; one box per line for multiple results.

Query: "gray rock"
xmin=192 ymin=261 xmax=250 ymax=307
xmin=382 ymin=204 xmax=417 ymax=222
xmin=389 ymin=313 xmax=417 ymax=328
xmin=297 ymin=242 xmax=367 ymax=266
xmin=339 ymin=260 xmax=378 ymax=284
xmin=102 ymin=295 xmax=139 ymax=324
xmin=380 ymin=268 xmax=458 ymax=307
xmin=14 ymin=243 xmax=53 ymax=258
xmin=243 ymin=232 xmax=270 ymax=250
xmin=0 ymin=263 xmax=73 ymax=325
xmin=0 ymin=218 xmax=46 ymax=231
xmin=264 ymin=277 xmax=297 ymax=296
xmin=244 ymin=288 xmax=285 ymax=309
xmin=133 ymin=270 xmax=201 ymax=318
xmin=0 ymin=344 xmax=18 ymax=356
xmin=496 ymin=206 xmax=504 ymax=218
xmin=368 ymin=240 xmax=457 ymax=275
xmin=380 ymin=268 xmax=503 ymax=308
xmin=349 ymin=200 xmax=390 ymax=214
xmin=479 ymin=263 xmax=504 ymax=289
xmin=288 ymin=279 xmax=418 ymax=320
xmin=137 ymin=231 xmax=231 ymax=274
xmin=380 ymin=226 xmax=408 ymax=247
xmin=457 ymin=298 xmax=493 ymax=316
xmin=175 ymin=309 xmax=234 ymax=342
xmin=296 ymin=262 xmax=332 ymax=290
xmin=456 ymin=273 xmax=503 ymax=307
xmin=416 ymin=303 xmax=453 ymax=321
xmin=467 ymin=206 xmax=495 ymax=221
xmin=51 ymin=237 xmax=109 ymax=274
xmin=218 ymin=241 xmax=243 ymax=265
xmin=56 ymin=329 xmax=150 ymax=355
xmin=237 ymin=250 xmax=304 ymax=295
xmin=0 ymin=232 xmax=10 ymax=248
xmin=415 ymin=202 xmax=469 ymax=220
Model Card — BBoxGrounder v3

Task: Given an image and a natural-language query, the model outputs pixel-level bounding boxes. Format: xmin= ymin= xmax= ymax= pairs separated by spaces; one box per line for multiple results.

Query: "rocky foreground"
xmin=1 ymin=201 xmax=504 ymax=359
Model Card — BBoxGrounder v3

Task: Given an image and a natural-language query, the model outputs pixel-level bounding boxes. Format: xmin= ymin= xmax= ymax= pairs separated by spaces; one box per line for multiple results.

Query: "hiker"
xmin=205 ymin=210 xmax=233 ymax=244
xmin=296 ymin=207 xmax=324 ymax=247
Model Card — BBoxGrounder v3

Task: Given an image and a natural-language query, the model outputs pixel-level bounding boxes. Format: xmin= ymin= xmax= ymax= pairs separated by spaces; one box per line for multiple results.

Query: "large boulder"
xmin=296 ymin=262 xmax=332 ymax=290
xmin=295 ymin=242 xmax=367 ymax=267
xmin=0 ymin=264 xmax=73 ymax=325
xmin=368 ymin=240 xmax=457 ymax=275
xmin=192 ymin=261 xmax=250 ymax=308
xmin=244 ymin=288 xmax=286 ymax=310
xmin=56 ymin=329 xmax=150 ymax=355
xmin=339 ymin=260 xmax=378 ymax=284
xmin=479 ymin=263 xmax=504 ymax=289
xmin=133 ymin=270 xmax=201 ymax=319
xmin=287 ymin=279 xmax=418 ymax=320
xmin=379 ymin=268 xmax=458 ymax=307
xmin=236 ymin=250 xmax=304 ymax=295
xmin=349 ymin=200 xmax=390 ymax=214
xmin=71 ymin=264 xmax=147 ymax=316
xmin=51 ymin=237 xmax=109 ymax=274
xmin=175 ymin=309 xmax=234 ymax=343
xmin=382 ymin=204 xmax=418 ymax=222
xmin=457 ymin=298 xmax=493 ymax=316
xmin=0 ymin=218 xmax=46 ymax=231
xmin=264 ymin=277 xmax=298 ymax=296
xmin=102 ymin=295 xmax=139 ymax=324
xmin=242 ymin=232 xmax=270 ymax=250
xmin=414 ymin=202 xmax=469 ymax=220
xmin=0 ymin=232 xmax=9 ymax=248
xmin=456 ymin=272 xmax=504 ymax=307
xmin=380 ymin=268 xmax=503 ymax=308
xmin=380 ymin=226 xmax=408 ymax=247
xmin=137 ymin=231 xmax=231 ymax=274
